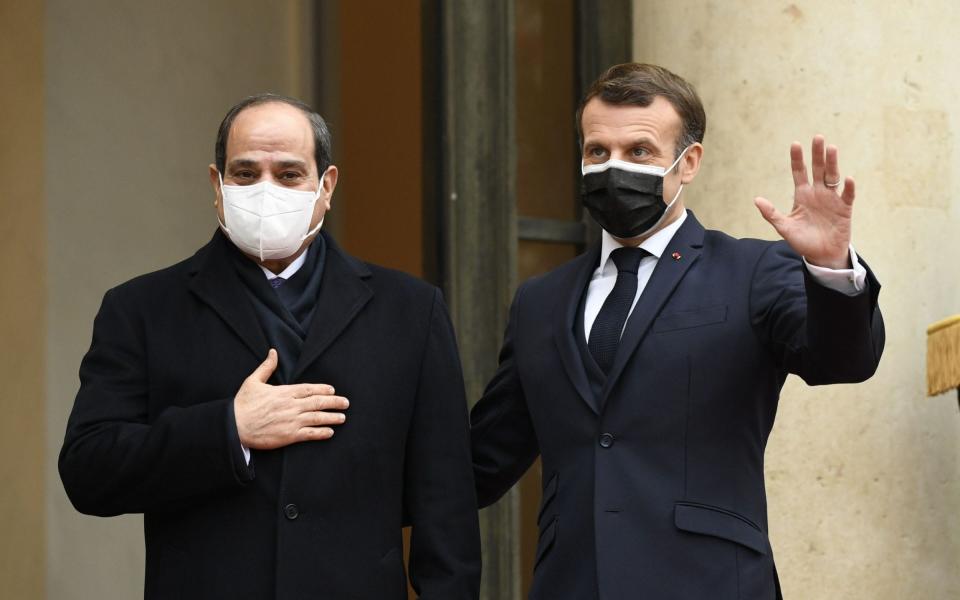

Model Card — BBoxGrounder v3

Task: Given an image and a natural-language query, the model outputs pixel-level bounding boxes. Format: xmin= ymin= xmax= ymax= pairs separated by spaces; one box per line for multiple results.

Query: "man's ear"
xmin=208 ymin=164 xmax=222 ymax=207
xmin=321 ymin=165 xmax=339 ymax=210
xmin=680 ymin=143 xmax=703 ymax=185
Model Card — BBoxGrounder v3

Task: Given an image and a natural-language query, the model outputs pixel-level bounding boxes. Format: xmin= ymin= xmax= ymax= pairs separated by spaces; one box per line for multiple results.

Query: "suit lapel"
xmin=188 ymin=231 xmax=270 ymax=362
xmin=292 ymin=233 xmax=373 ymax=381
xmin=553 ymin=244 xmax=603 ymax=415
xmin=601 ymin=212 xmax=706 ymax=401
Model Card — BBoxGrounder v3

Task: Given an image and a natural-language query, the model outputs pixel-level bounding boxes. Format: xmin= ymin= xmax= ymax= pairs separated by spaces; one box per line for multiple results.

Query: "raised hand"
xmin=754 ymin=135 xmax=855 ymax=269
xmin=234 ymin=349 xmax=348 ymax=449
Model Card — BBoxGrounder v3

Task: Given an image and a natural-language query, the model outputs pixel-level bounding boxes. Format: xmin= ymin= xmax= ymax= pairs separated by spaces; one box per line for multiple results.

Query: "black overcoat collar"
xmin=187 ymin=230 xmax=373 ymax=380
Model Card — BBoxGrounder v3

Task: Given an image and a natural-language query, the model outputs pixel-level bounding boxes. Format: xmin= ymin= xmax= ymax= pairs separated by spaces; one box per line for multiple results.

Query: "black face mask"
xmin=579 ymin=152 xmax=687 ymax=239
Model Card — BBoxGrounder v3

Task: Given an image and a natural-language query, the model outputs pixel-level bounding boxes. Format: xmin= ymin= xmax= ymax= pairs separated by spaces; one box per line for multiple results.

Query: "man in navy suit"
xmin=470 ymin=63 xmax=884 ymax=599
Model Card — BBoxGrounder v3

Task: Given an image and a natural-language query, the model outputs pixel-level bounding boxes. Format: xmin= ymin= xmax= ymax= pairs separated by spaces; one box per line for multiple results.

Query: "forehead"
xmin=226 ymin=102 xmax=314 ymax=165
xmin=581 ymin=96 xmax=681 ymax=149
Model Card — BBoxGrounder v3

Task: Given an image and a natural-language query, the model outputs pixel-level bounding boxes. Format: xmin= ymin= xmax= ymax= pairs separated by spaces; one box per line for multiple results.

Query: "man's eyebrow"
xmin=582 ymin=138 xmax=610 ymax=149
xmin=582 ymin=136 xmax=659 ymax=150
xmin=274 ymin=159 xmax=309 ymax=170
xmin=625 ymin=136 xmax=658 ymax=148
xmin=226 ymin=158 xmax=259 ymax=169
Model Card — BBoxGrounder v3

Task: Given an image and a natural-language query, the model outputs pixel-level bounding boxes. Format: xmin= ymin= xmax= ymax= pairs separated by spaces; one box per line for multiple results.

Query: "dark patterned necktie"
xmin=269 ymin=277 xmax=286 ymax=289
xmin=588 ymin=247 xmax=648 ymax=373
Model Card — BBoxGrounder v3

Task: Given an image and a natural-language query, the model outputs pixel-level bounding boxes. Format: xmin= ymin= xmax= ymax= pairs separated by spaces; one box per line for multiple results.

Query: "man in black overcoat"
xmin=60 ymin=94 xmax=481 ymax=599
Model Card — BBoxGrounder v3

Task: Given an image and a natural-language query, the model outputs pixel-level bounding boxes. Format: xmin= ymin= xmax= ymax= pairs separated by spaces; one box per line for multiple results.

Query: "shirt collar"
xmin=597 ymin=209 xmax=688 ymax=274
xmin=260 ymin=250 xmax=308 ymax=281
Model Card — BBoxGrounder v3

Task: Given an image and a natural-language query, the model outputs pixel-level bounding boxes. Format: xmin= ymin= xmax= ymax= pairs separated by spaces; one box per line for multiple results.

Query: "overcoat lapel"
xmin=292 ymin=232 xmax=373 ymax=380
xmin=553 ymin=244 xmax=603 ymax=415
xmin=601 ymin=212 xmax=706 ymax=402
xmin=188 ymin=231 xmax=270 ymax=362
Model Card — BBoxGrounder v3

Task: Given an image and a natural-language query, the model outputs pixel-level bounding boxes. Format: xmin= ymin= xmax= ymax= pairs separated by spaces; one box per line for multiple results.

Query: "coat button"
xmin=283 ymin=503 xmax=299 ymax=520
xmin=599 ymin=433 xmax=614 ymax=448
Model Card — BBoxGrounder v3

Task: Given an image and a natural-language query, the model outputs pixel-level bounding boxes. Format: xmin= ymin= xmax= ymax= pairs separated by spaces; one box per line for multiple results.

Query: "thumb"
xmin=754 ymin=197 xmax=786 ymax=234
xmin=250 ymin=349 xmax=278 ymax=384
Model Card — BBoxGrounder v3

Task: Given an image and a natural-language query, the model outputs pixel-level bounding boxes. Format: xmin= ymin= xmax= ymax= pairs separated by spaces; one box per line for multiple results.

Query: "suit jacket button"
xmin=599 ymin=433 xmax=614 ymax=448
xmin=284 ymin=503 xmax=299 ymax=520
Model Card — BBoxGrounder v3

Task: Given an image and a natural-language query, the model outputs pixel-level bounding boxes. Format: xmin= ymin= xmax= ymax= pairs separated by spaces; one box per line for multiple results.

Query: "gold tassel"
xmin=927 ymin=315 xmax=960 ymax=396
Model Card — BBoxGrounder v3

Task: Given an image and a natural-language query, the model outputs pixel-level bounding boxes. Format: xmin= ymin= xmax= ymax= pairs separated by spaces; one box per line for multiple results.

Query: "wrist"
xmin=806 ymin=250 xmax=851 ymax=270
xmin=232 ymin=397 xmax=249 ymax=446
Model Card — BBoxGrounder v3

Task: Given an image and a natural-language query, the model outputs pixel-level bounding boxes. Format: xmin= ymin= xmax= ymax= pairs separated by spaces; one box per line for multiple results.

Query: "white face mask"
xmin=217 ymin=171 xmax=327 ymax=261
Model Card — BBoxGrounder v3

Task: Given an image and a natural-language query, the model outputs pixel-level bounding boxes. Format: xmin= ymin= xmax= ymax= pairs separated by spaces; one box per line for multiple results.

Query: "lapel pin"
xmin=671 ymin=251 xmax=682 ymax=261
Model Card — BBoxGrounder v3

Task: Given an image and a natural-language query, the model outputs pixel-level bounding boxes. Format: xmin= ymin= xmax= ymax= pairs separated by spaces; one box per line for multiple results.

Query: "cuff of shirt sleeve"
xmin=226 ymin=400 xmax=255 ymax=482
xmin=803 ymin=244 xmax=867 ymax=296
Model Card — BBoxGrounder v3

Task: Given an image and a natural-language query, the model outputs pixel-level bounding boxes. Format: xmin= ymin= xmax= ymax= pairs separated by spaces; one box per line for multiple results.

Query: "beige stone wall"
xmin=43 ymin=1 xmax=312 ymax=597
xmin=633 ymin=1 xmax=960 ymax=597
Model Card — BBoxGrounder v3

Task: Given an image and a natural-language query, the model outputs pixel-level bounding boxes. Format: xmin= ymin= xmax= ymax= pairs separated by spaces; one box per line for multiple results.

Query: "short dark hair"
xmin=576 ymin=63 xmax=706 ymax=159
xmin=214 ymin=93 xmax=333 ymax=175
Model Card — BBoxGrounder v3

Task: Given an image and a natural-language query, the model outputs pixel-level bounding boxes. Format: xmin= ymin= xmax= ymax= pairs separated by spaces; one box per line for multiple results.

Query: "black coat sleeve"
xmin=404 ymin=289 xmax=482 ymax=600
xmin=469 ymin=283 xmax=540 ymax=509
xmin=58 ymin=288 xmax=252 ymax=517
xmin=749 ymin=242 xmax=885 ymax=385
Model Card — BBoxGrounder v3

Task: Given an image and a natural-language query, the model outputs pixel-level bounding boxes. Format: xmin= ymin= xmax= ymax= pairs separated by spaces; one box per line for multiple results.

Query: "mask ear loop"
xmin=663 ymin=144 xmax=692 ymax=207
xmin=299 ymin=166 xmax=332 ymax=242
xmin=654 ymin=145 xmax=694 ymax=234
xmin=657 ymin=146 xmax=692 ymax=214
xmin=666 ymin=145 xmax=692 ymax=174
xmin=301 ymin=218 xmax=325 ymax=241
xmin=216 ymin=172 xmax=232 ymax=235
xmin=628 ymin=147 xmax=691 ymax=240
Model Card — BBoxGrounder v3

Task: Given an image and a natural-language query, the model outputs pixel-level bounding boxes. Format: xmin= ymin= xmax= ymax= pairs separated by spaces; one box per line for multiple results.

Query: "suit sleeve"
xmin=749 ymin=241 xmax=885 ymax=385
xmin=404 ymin=289 xmax=482 ymax=600
xmin=58 ymin=288 xmax=252 ymax=517
xmin=469 ymin=283 xmax=540 ymax=508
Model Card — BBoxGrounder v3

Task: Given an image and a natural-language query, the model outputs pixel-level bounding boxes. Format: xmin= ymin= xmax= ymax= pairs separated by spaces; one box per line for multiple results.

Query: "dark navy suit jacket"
xmin=471 ymin=212 xmax=884 ymax=599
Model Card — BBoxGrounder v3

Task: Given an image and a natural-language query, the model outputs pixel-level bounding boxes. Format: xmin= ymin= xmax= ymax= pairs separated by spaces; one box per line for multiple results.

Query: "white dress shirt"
xmin=583 ymin=210 xmax=868 ymax=341
xmin=259 ymin=250 xmax=308 ymax=280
